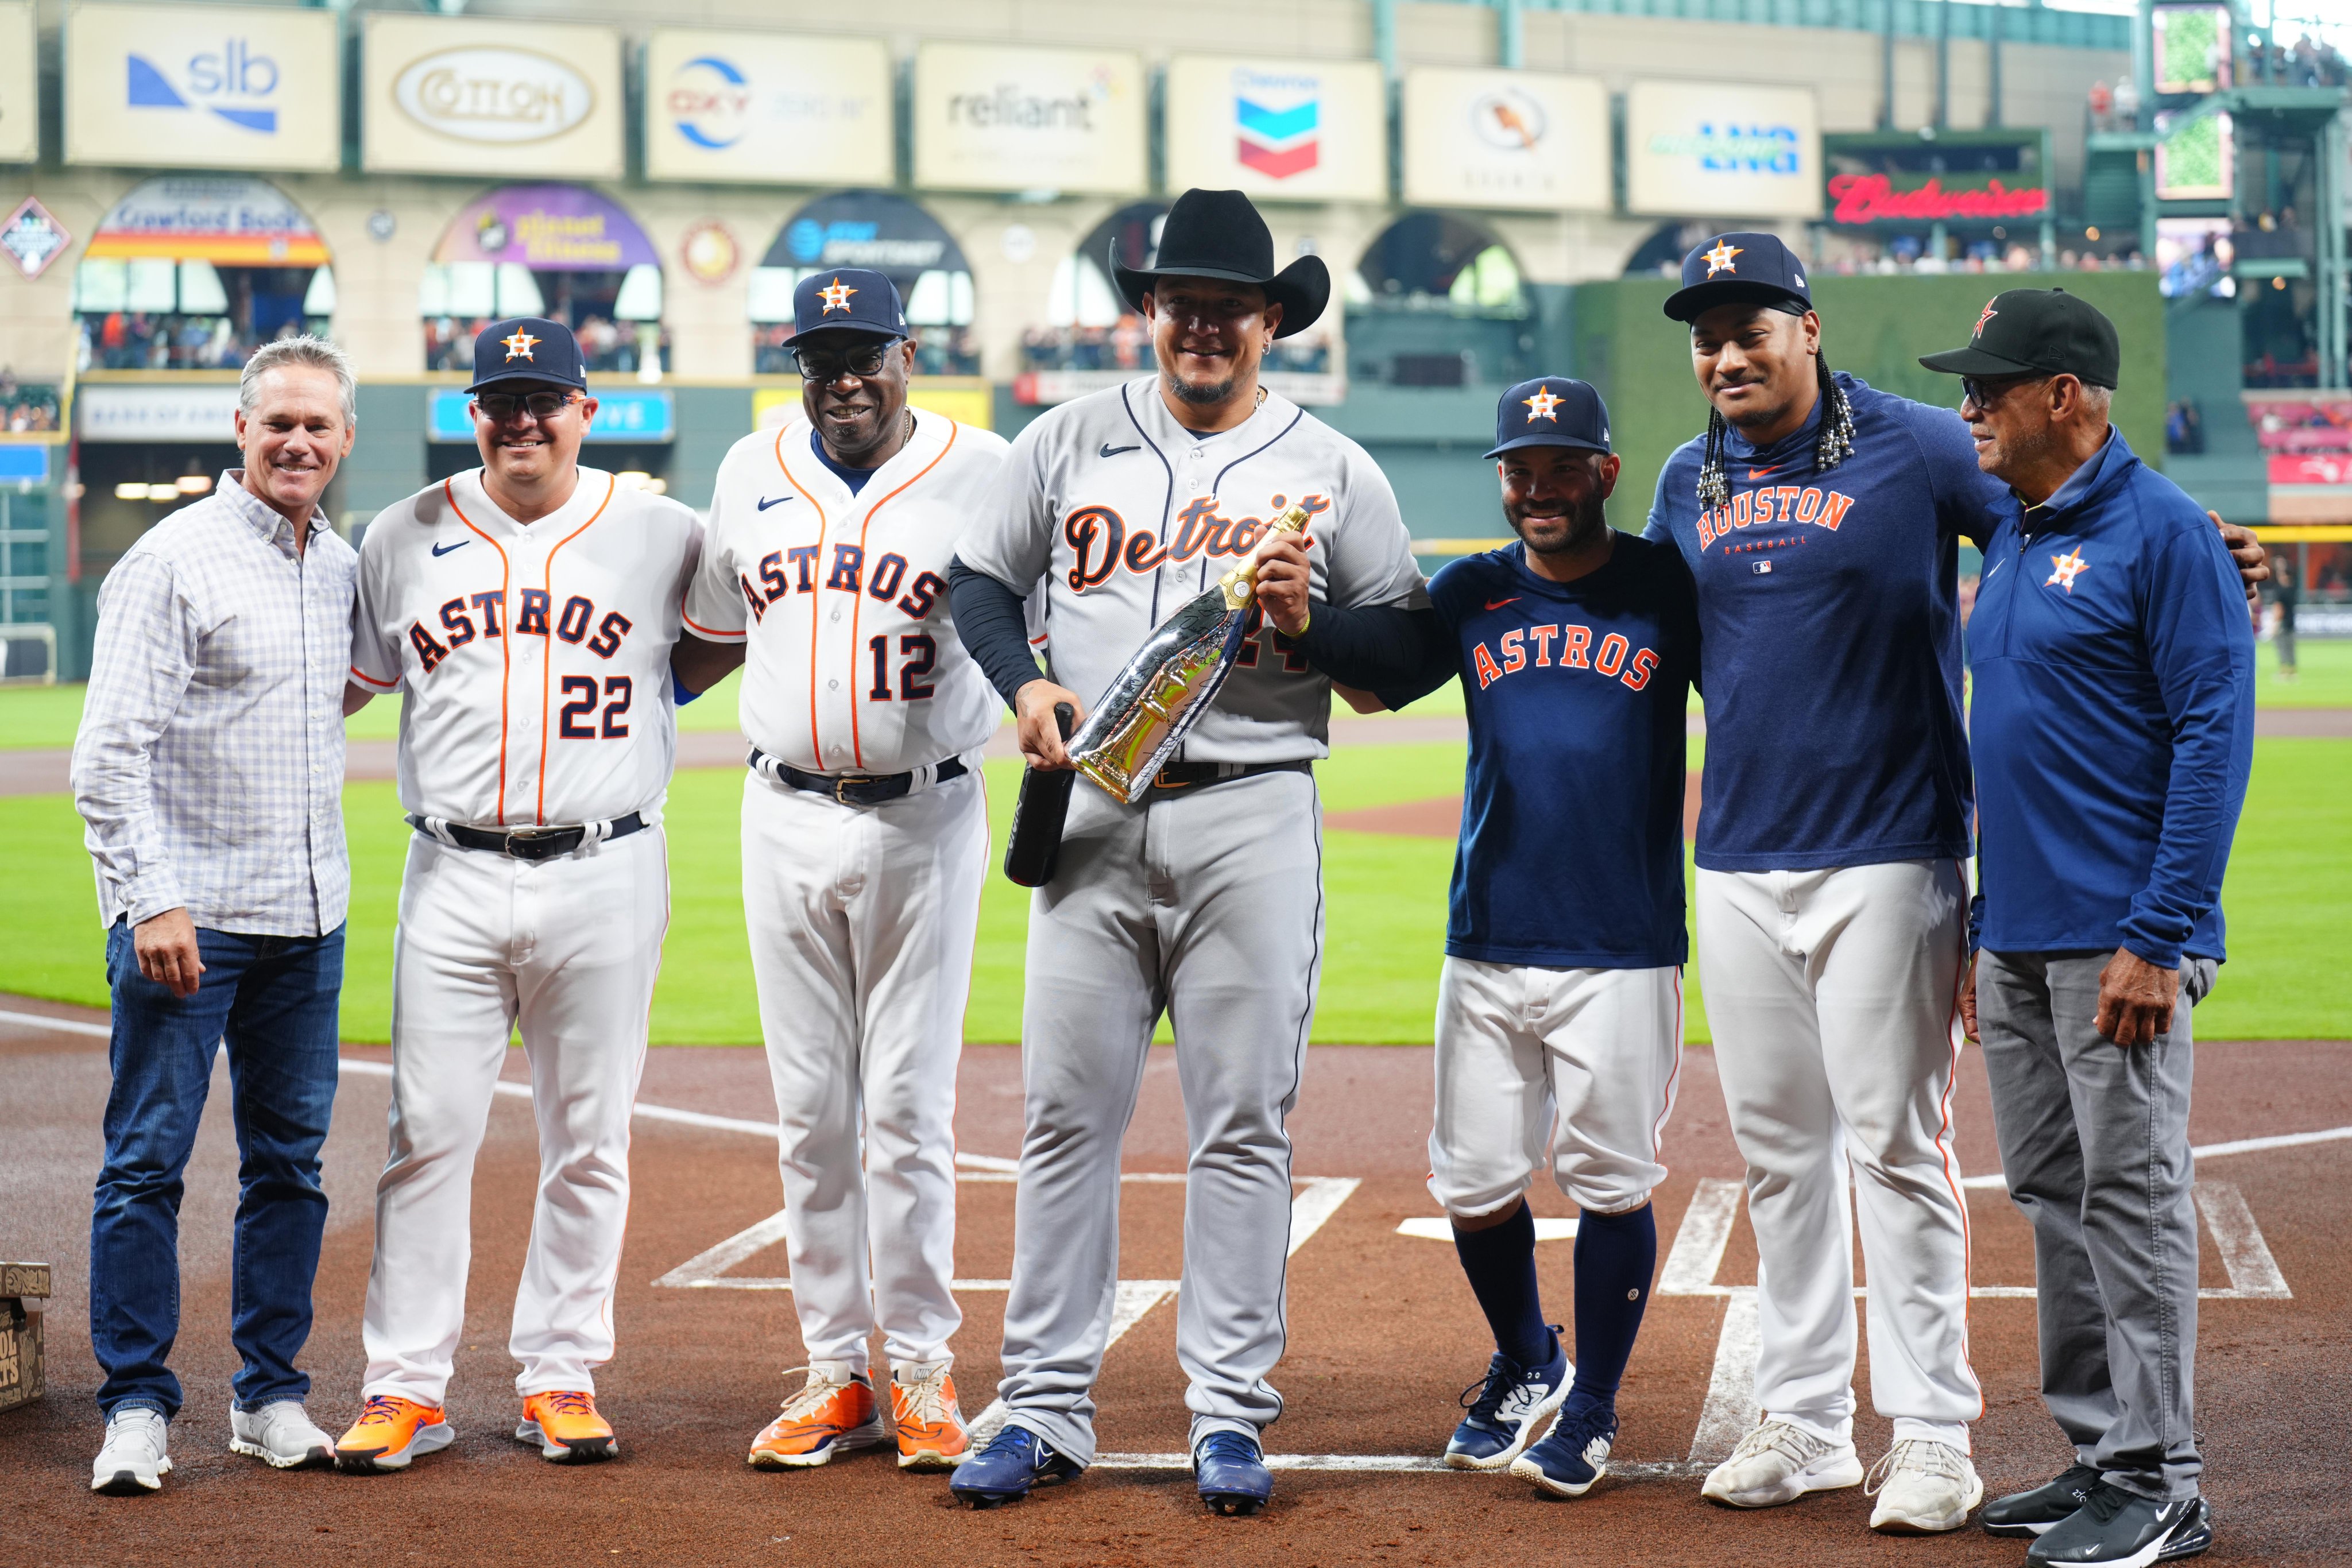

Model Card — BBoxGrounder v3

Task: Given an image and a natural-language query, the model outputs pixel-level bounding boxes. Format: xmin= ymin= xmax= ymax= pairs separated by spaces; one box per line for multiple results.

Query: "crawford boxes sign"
xmin=362 ymin=13 xmax=623 ymax=178
xmin=913 ymin=42 xmax=1144 ymax=196
xmin=64 ymin=2 xmax=340 ymax=171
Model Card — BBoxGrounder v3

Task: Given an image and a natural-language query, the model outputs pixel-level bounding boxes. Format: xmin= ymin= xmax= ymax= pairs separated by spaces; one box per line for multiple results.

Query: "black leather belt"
xmin=1149 ymin=758 xmax=1312 ymax=794
xmin=408 ymin=811 xmax=647 ymax=862
xmin=749 ymin=747 xmax=968 ymax=807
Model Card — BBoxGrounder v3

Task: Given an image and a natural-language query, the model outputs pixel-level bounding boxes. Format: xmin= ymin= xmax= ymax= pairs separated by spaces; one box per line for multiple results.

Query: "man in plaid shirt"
xmin=71 ymin=337 xmax=361 ymax=1496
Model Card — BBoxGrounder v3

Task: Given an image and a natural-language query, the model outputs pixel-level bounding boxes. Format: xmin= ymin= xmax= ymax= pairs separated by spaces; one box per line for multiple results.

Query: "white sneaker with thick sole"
xmin=230 ymin=1400 xmax=336 ymax=1469
xmin=1866 ymin=1439 xmax=1984 ymax=1534
xmin=92 ymin=1407 xmax=172 ymax=1495
xmin=1701 ymin=1420 xmax=1866 ymax=1509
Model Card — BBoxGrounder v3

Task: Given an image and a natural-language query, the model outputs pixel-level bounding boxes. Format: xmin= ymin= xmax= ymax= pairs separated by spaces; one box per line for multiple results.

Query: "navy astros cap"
xmin=467 ymin=317 xmax=586 ymax=393
xmin=1486 ymin=377 xmax=1611 ymax=461
xmin=1664 ymin=232 xmax=1813 ymax=323
xmin=1918 ymin=287 xmax=2121 ymax=390
xmin=792 ymin=268 xmax=909 ymax=342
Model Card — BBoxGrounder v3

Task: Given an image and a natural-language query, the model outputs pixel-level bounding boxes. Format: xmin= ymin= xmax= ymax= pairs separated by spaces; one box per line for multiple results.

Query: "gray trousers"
xmin=1978 ymin=949 xmax=2215 ymax=1502
xmin=996 ymin=766 xmax=1323 ymax=1465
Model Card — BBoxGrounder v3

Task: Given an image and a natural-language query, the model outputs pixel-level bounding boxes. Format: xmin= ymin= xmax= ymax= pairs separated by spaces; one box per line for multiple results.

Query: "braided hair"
xmin=1697 ymin=349 xmax=1856 ymax=508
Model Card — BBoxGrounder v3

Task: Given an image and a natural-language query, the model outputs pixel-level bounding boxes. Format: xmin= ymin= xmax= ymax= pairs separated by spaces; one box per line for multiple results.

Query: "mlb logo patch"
xmin=1751 ymin=560 xmax=1773 ymax=575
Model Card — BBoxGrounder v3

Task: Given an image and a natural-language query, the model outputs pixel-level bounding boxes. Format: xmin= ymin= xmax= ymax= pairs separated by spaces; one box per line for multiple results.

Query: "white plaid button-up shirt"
xmin=72 ymin=471 xmax=358 ymax=935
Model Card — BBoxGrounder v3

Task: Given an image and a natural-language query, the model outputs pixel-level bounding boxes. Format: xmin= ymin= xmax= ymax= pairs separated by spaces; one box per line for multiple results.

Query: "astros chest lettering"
xmin=1463 ymin=599 xmax=1662 ymax=695
xmin=730 ymin=514 xmax=948 ymax=629
xmin=400 ymin=540 xmax=641 ymax=679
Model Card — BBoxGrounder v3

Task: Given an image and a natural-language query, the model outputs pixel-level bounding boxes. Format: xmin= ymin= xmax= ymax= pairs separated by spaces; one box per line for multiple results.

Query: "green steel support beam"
xmin=1499 ymin=0 xmax=1525 ymax=67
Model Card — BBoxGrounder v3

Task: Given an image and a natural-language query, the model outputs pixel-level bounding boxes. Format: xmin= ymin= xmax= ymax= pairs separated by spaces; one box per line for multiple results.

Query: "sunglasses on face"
xmin=791 ymin=343 xmax=895 ymax=382
xmin=1960 ymin=374 xmax=2053 ymax=411
xmin=473 ymin=390 xmax=577 ymax=423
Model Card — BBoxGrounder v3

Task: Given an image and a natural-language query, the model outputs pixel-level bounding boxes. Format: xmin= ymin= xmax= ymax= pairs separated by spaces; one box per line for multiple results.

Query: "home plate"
xmin=1395 ymin=1216 xmax=1579 ymax=1241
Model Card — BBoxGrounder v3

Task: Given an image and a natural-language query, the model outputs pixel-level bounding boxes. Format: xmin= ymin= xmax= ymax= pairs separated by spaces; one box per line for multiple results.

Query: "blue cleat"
xmin=947 ymin=1425 xmax=1082 ymax=1508
xmin=1444 ymin=1332 xmax=1570 ymax=1470
xmin=1194 ymin=1429 xmax=1274 ymax=1516
xmin=1510 ymin=1401 xmax=1618 ymax=1498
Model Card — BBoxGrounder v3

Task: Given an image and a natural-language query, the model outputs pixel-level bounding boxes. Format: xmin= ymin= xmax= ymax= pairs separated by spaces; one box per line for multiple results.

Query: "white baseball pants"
xmin=741 ymin=767 xmax=988 ymax=1379
xmin=362 ymin=825 xmax=668 ymax=1405
xmin=1428 ymin=958 xmax=1682 ymax=1220
xmin=1695 ymin=860 xmax=1980 ymax=1451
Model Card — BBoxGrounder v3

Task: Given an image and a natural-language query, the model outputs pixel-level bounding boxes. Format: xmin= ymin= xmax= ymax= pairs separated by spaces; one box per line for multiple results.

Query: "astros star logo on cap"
xmin=818 ymin=276 xmax=857 ymax=314
xmin=501 ymin=329 xmax=540 ymax=362
xmin=1703 ymin=241 xmax=1743 ymax=277
xmin=1974 ymin=300 xmax=1999 ymax=338
xmin=1522 ymin=386 xmax=1564 ymax=423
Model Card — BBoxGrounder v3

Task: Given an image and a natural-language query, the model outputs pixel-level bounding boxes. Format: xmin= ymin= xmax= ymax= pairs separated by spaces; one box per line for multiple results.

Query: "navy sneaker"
xmin=947 ymin=1426 xmax=1081 ymax=1509
xmin=1194 ymin=1428 xmax=1274 ymax=1516
xmin=1509 ymin=1401 xmax=1617 ymax=1499
xmin=2028 ymin=1484 xmax=2210 ymax=1566
xmin=1444 ymin=1332 xmax=1570 ymax=1470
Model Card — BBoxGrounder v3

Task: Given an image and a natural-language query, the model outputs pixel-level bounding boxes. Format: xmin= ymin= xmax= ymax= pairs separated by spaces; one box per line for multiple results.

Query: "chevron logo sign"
xmin=1233 ymin=68 xmax=1320 ymax=180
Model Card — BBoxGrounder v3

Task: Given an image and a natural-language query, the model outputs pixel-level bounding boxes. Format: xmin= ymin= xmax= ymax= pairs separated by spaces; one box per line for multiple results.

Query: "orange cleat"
xmin=748 ymin=1370 xmax=885 ymax=1469
xmin=891 ymin=1366 xmax=970 ymax=1470
xmin=334 ymin=1394 xmax=454 ymax=1474
xmin=516 ymin=1390 xmax=616 ymax=1464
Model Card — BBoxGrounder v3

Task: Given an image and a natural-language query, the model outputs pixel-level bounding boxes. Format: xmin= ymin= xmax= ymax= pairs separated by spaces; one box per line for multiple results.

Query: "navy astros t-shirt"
xmin=1410 ymin=534 xmax=1699 ymax=970
xmin=1643 ymin=373 xmax=2013 ymax=873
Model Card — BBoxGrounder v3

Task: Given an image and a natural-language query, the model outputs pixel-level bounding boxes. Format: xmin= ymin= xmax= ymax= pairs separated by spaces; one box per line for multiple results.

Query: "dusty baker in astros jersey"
xmin=334 ymin=318 xmax=701 ymax=1475
xmin=672 ymin=270 xmax=1007 ymax=1474
xmin=942 ymin=189 xmax=1423 ymax=1516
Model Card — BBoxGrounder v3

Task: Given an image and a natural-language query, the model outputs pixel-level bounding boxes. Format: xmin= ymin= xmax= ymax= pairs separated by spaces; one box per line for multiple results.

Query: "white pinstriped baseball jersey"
xmin=350 ymin=466 xmax=702 ymax=828
xmin=683 ymin=408 xmax=1007 ymax=776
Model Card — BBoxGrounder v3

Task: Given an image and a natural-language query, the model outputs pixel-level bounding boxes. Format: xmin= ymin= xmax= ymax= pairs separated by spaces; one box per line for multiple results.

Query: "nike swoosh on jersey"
xmin=1098 ymin=442 xmax=1141 ymax=458
xmin=1747 ymin=466 xmax=1784 ymax=479
xmin=756 ymin=494 xmax=795 ymax=510
xmin=431 ymin=539 xmax=469 ymax=557
xmin=1484 ymin=597 xmax=1521 ymax=611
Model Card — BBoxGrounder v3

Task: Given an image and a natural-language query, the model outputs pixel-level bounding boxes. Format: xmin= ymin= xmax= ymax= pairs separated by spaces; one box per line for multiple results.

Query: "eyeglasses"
xmin=1960 ymin=374 xmax=2053 ymax=411
xmin=473 ymin=390 xmax=577 ymax=423
xmin=791 ymin=343 xmax=893 ymax=382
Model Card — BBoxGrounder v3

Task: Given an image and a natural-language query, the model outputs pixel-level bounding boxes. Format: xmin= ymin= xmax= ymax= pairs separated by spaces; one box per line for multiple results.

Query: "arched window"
xmin=1345 ymin=212 xmax=1531 ymax=389
xmin=74 ymin=177 xmax=332 ymax=372
xmin=751 ymin=192 xmax=978 ymax=377
xmin=1026 ymin=202 xmax=1166 ymax=373
xmin=420 ymin=185 xmax=668 ymax=377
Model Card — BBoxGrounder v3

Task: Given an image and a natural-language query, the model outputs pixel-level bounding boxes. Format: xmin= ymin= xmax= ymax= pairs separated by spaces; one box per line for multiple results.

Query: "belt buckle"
xmin=834 ymin=776 xmax=871 ymax=804
xmin=503 ymin=827 xmax=563 ymax=860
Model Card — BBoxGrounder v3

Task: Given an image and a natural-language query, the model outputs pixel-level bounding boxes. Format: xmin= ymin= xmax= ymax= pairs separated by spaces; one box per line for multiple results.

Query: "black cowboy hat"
xmin=1111 ymin=188 xmax=1330 ymax=339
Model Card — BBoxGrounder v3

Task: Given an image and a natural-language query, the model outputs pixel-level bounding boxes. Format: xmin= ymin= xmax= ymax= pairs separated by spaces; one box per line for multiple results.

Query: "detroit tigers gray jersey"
xmin=957 ymin=376 xmax=1423 ymax=761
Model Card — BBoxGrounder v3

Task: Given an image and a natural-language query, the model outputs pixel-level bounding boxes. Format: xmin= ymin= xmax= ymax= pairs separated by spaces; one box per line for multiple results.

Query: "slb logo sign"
xmin=65 ymin=3 xmax=339 ymax=171
xmin=393 ymin=46 xmax=594 ymax=145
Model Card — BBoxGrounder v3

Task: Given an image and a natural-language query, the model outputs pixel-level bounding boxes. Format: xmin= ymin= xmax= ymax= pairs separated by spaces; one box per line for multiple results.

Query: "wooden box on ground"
xmin=0 ymin=1262 xmax=51 ymax=1412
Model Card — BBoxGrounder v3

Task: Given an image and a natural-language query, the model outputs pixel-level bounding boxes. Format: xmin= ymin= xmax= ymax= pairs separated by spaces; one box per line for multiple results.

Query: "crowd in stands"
xmin=0 ymin=371 xmax=60 ymax=433
xmin=426 ymin=315 xmax=668 ymax=376
xmin=2252 ymin=32 xmax=2348 ymax=87
xmin=78 ymin=313 xmax=315 ymax=372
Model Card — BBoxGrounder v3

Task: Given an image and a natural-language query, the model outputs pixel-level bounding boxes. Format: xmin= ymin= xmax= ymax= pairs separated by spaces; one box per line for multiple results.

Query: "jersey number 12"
xmin=868 ymin=634 xmax=937 ymax=701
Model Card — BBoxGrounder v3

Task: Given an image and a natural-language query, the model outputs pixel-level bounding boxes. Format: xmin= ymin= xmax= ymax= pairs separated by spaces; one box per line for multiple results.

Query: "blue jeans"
xmin=91 ymin=920 xmax=345 ymax=1420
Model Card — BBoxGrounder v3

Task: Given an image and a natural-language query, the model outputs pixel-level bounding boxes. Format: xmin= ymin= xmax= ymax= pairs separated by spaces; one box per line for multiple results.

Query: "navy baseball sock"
xmin=1452 ymin=1201 xmax=1553 ymax=1369
xmin=1566 ymin=1203 xmax=1657 ymax=1416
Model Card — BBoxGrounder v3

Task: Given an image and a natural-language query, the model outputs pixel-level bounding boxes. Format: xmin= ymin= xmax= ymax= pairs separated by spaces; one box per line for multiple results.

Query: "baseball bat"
xmin=1002 ymin=703 xmax=1078 ymax=888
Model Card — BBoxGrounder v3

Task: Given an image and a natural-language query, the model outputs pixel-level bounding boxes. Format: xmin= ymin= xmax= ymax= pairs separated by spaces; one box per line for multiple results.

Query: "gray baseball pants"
xmin=995 ymin=765 xmax=1323 ymax=1466
xmin=1976 ymin=949 xmax=2215 ymax=1503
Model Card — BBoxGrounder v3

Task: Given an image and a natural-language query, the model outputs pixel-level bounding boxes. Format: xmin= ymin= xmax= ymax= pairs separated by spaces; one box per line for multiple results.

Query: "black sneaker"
xmin=1984 ymin=1463 xmax=2102 ymax=1538
xmin=2028 ymin=1482 xmax=2208 ymax=1567
xmin=2156 ymin=1497 xmax=2213 ymax=1562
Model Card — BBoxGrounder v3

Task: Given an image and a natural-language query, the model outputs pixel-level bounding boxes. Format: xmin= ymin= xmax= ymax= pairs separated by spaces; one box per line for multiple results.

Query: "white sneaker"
xmin=92 ymin=1407 xmax=172 ymax=1495
xmin=1701 ymin=1420 xmax=1865 ymax=1509
xmin=229 ymin=1400 xmax=336 ymax=1469
xmin=1866 ymin=1439 xmax=1984 ymax=1534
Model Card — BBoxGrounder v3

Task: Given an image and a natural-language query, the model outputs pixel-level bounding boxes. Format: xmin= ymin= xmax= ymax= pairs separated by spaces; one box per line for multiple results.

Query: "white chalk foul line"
xmin=1089 ymin=1453 xmax=1700 ymax=1476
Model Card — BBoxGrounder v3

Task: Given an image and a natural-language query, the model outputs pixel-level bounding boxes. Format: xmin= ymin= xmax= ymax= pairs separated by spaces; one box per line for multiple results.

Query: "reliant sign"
xmin=0 ymin=2 xmax=34 ymax=165
xmin=64 ymin=2 xmax=339 ymax=171
xmin=1624 ymin=80 xmax=1821 ymax=219
xmin=1165 ymin=56 xmax=1386 ymax=203
xmin=645 ymin=29 xmax=893 ymax=187
xmin=913 ymin=43 xmax=1144 ymax=196
xmin=1402 ymin=67 xmax=1608 ymax=212
xmin=363 ymin=13 xmax=622 ymax=177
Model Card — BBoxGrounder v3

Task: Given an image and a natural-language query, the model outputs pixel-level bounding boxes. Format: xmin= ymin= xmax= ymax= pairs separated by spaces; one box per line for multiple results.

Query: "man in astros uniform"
xmin=673 ymin=270 xmax=1007 ymax=1472
xmin=334 ymin=318 xmax=702 ymax=1473
xmin=942 ymin=188 xmax=1424 ymax=1515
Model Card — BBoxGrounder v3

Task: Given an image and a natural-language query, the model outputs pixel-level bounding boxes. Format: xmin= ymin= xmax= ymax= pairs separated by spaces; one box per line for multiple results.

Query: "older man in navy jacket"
xmin=1927 ymin=289 xmax=2254 ymax=1568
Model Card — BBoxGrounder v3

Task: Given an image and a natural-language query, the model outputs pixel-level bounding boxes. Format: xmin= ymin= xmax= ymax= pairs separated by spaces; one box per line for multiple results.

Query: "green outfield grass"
xmin=4 ymin=738 xmax=2344 ymax=1043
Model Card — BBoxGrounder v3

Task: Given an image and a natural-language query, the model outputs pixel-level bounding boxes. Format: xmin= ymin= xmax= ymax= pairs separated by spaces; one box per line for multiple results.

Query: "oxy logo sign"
xmin=126 ymin=38 xmax=280 ymax=133
xmin=1233 ymin=67 xmax=1320 ymax=180
xmin=668 ymin=55 xmax=750 ymax=149
xmin=394 ymin=47 xmax=594 ymax=144
xmin=1471 ymin=85 xmax=1547 ymax=152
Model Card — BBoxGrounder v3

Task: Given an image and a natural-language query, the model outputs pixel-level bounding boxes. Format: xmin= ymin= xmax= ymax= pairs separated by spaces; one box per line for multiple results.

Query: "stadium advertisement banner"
xmin=0 ymin=2 xmax=36 ymax=165
xmin=1164 ymin=55 xmax=1386 ymax=204
xmin=1625 ymin=80 xmax=1821 ymax=219
xmin=63 ymin=2 xmax=339 ymax=172
xmin=84 ymin=175 xmax=330 ymax=266
xmin=1820 ymin=130 xmax=2050 ymax=227
xmin=362 ymin=12 xmax=624 ymax=179
xmin=76 ymin=384 xmax=241 ymax=443
xmin=644 ymin=29 xmax=893 ymax=188
xmin=912 ymin=42 xmax=1145 ymax=196
xmin=1402 ymin=67 xmax=1609 ymax=213
xmin=431 ymin=184 xmax=658 ymax=272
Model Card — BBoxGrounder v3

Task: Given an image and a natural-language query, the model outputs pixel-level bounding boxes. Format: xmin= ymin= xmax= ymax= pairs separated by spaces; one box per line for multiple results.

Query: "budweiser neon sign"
xmin=1827 ymin=172 xmax=2049 ymax=224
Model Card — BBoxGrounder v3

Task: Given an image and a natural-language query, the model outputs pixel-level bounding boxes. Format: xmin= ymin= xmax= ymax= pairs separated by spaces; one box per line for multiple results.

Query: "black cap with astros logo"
xmin=1918 ymin=288 xmax=2120 ymax=389
xmin=467 ymin=316 xmax=586 ymax=393
xmin=1664 ymin=231 xmax=1814 ymax=323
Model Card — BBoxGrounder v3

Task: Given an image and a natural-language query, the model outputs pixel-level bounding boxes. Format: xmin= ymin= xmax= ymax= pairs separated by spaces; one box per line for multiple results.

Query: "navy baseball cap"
xmin=792 ymin=268 xmax=908 ymax=342
xmin=467 ymin=317 xmax=586 ymax=393
xmin=1664 ymin=232 xmax=1813 ymax=323
xmin=1485 ymin=377 xmax=1612 ymax=461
